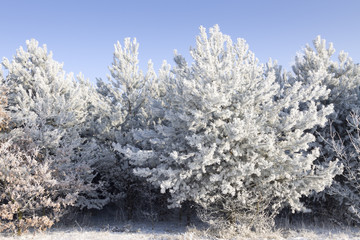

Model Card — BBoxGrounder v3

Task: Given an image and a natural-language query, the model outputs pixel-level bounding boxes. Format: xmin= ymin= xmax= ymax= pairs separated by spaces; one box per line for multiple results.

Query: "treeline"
xmin=0 ymin=25 xmax=359 ymax=235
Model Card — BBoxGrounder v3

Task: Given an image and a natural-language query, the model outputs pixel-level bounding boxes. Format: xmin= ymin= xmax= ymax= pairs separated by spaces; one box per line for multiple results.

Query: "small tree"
xmin=117 ymin=25 xmax=341 ymax=232
xmin=0 ymin=75 xmax=71 ymax=234
xmin=1 ymin=40 xmax=106 ymax=213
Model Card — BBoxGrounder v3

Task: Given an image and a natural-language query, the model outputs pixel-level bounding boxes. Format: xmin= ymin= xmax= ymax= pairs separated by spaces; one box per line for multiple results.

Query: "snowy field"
xmin=1 ymin=221 xmax=360 ymax=240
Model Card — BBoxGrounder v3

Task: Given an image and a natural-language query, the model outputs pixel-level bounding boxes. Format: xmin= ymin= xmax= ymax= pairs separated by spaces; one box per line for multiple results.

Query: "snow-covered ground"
xmin=1 ymin=221 xmax=360 ymax=240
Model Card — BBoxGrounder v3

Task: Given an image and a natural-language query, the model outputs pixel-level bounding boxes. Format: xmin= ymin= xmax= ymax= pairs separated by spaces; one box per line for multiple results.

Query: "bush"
xmin=327 ymin=112 xmax=360 ymax=224
xmin=0 ymin=137 xmax=76 ymax=234
xmin=0 ymin=81 xmax=72 ymax=234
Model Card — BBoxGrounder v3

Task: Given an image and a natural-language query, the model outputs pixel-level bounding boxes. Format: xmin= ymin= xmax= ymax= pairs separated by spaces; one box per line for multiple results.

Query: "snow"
xmin=1 ymin=221 xmax=360 ymax=240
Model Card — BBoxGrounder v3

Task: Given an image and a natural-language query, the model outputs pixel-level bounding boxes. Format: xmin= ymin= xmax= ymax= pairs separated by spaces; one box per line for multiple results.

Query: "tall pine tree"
xmin=117 ymin=25 xmax=341 ymax=229
xmin=96 ymin=38 xmax=169 ymax=219
xmin=292 ymin=36 xmax=360 ymax=224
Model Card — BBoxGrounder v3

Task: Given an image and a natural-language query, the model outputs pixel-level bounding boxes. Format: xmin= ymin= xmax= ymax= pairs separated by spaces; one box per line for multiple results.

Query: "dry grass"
xmin=1 ymin=220 xmax=360 ymax=240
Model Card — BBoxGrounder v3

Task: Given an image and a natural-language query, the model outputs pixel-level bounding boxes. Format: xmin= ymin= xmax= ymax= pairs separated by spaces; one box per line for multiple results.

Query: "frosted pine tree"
xmin=1 ymin=39 xmax=106 ymax=212
xmin=96 ymin=38 xmax=168 ymax=218
xmin=117 ymin=25 xmax=341 ymax=230
xmin=293 ymin=36 xmax=360 ymax=223
xmin=292 ymin=36 xmax=360 ymax=148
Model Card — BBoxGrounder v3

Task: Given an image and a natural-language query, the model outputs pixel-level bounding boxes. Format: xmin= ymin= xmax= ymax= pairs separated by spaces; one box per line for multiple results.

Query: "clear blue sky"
xmin=1 ymin=0 xmax=359 ymax=82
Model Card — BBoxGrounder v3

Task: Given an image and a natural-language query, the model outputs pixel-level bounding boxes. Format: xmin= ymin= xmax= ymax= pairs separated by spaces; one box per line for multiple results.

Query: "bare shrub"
xmin=196 ymin=197 xmax=278 ymax=238
xmin=325 ymin=112 xmax=360 ymax=224
xmin=0 ymin=135 xmax=78 ymax=234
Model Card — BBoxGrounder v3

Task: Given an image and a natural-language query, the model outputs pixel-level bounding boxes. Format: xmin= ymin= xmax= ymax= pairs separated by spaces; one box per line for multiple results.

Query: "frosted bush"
xmin=0 ymin=87 xmax=71 ymax=234
xmin=0 ymin=137 xmax=75 ymax=234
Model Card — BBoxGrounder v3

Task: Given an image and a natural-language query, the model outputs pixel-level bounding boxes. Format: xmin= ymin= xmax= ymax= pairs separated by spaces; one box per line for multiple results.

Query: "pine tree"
xmin=95 ymin=38 xmax=168 ymax=219
xmin=292 ymin=36 xmax=360 ymax=148
xmin=116 ymin=25 xmax=341 ymax=230
xmin=293 ymin=36 xmax=360 ymax=223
